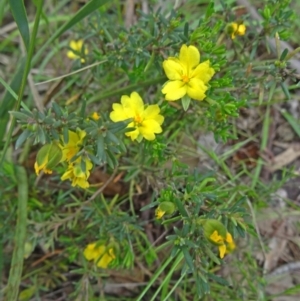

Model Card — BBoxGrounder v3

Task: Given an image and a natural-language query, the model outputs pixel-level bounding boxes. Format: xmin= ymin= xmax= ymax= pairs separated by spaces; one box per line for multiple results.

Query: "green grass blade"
xmin=8 ymin=0 xmax=30 ymax=51
xmin=32 ymin=0 xmax=110 ymax=66
xmin=0 ymin=0 xmax=8 ymax=26
xmin=136 ymin=252 xmax=178 ymax=301
xmin=0 ymin=77 xmax=18 ymax=101
xmin=281 ymin=109 xmax=300 ymax=138
xmin=151 ymin=252 xmax=184 ymax=301
xmin=0 ymin=59 xmax=26 ymax=145
xmin=5 ymin=166 xmax=28 ymax=301
xmin=0 ymin=1 xmax=43 ymax=167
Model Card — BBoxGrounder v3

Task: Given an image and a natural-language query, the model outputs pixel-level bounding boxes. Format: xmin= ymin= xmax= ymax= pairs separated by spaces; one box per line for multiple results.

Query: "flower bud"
xmin=226 ymin=22 xmax=246 ymax=39
xmin=203 ymin=219 xmax=227 ymax=245
xmin=155 ymin=201 xmax=176 ymax=219
xmin=34 ymin=143 xmax=62 ymax=175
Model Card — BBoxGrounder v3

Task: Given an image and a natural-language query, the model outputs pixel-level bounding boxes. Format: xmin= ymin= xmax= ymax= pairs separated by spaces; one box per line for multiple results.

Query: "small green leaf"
xmin=15 ymin=129 xmax=32 ymax=149
xmin=52 ymin=102 xmax=63 ymax=118
xmin=182 ymin=248 xmax=194 ymax=272
xmin=280 ymin=48 xmax=289 ymax=61
xmin=205 ymin=2 xmax=215 ymax=19
xmin=205 ymin=245 xmax=221 ymax=265
xmin=9 ymin=111 xmax=32 ymax=122
xmin=18 ymin=286 xmax=36 ymax=301
xmin=96 ymin=135 xmax=105 ymax=159
xmin=280 ymin=82 xmax=290 ymax=99
xmin=282 ymin=284 xmax=300 ymax=295
xmin=63 ymin=127 xmax=69 ymax=144
xmin=208 ymin=272 xmax=229 ymax=286
xmin=106 ymin=131 xmax=120 ymax=145
xmin=181 ymin=95 xmax=191 ymax=111
xmin=173 ymin=197 xmax=188 ymax=217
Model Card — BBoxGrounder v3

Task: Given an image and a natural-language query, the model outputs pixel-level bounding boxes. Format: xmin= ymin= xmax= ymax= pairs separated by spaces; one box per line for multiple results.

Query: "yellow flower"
xmin=67 ymin=40 xmax=88 ymax=63
xmin=110 ymin=91 xmax=164 ymax=142
xmin=91 ymin=112 xmax=100 ymax=121
xmin=155 ymin=201 xmax=176 ymax=219
xmin=61 ymin=157 xmax=93 ymax=189
xmin=155 ymin=208 xmax=166 ymax=219
xmin=229 ymin=22 xmax=246 ymax=39
xmin=59 ymin=129 xmax=86 ymax=162
xmin=210 ymin=230 xmax=235 ymax=259
xmin=161 ymin=44 xmax=215 ymax=101
xmin=84 ymin=243 xmax=116 ymax=269
xmin=34 ymin=143 xmax=62 ymax=176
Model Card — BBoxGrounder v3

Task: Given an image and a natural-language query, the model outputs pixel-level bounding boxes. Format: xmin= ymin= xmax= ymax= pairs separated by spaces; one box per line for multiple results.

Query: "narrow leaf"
xmin=5 ymin=166 xmax=28 ymax=301
xmin=281 ymin=109 xmax=300 ymax=138
xmin=8 ymin=0 xmax=30 ymax=51
xmin=15 ymin=129 xmax=32 ymax=149
xmin=0 ymin=77 xmax=18 ymax=100
xmin=0 ymin=59 xmax=26 ymax=144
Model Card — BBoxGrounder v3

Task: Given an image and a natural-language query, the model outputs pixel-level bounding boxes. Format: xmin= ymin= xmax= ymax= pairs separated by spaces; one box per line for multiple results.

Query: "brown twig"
xmin=85 ymin=169 xmax=118 ymax=203
xmin=31 ymin=249 xmax=63 ymax=267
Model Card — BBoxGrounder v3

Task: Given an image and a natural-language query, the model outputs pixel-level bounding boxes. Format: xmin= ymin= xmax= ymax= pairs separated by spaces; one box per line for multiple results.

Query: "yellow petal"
xmin=61 ymin=168 xmax=73 ymax=181
xmin=156 ymin=208 xmax=165 ymax=219
xmin=83 ymin=243 xmax=98 ymax=260
xmin=129 ymin=91 xmax=144 ymax=114
xmin=162 ymin=80 xmax=187 ymax=101
xmin=66 ymin=130 xmax=78 ymax=145
xmin=44 ymin=169 xmax=53 ymax=174
xmin=237 ymin=24 xmax=246 ymax=35
xmin=67 ymin=50 xmax=78 ymax=60
xmin=73 ymin=164 xmax=86 ymax=177
xmin=76 ymin=129 xmax=86 ymax=144
xmin=34 ymin=161 xmax=40 ymax=175
xmin=191 ymin=60 xmax=215 ymax=84
xmin=72 ymin=176 xmax=90 ymax=188
xmin=139 ymin=120 xmax=162 ymax=140
xmin=186 ymin=78 xmax=207 ymax=101
xmin=70 ymin=40 xmax=83 ymax=52
xmin=94 ymin=246 xmax=114 ymax=268
xmin=125 ymin=128 xmax=140 ymax=141
xmin=110 ymin=103 xmax=128 ymax=122
xmin=162 ymin=58 xmax=184 ymax=80
xmin=143 ymin=105 xmax=164 ymax=125
xmin=155 ymin=115 xmax=164 ymax=125
xmin=34 ymin=161 xmax=41 ymax=175
xmin=210 ymin=230 xmax=223 ymax=244
xmin=86 ymin=159 xmax=93 ymax=171
xmin=179 ymin=44 xmax=200 ymax=70
xmin=219 ymin=244 xmax=226 ymax=259
xmin=121 ymin=92 xmax=144 ymax=117
xmin=226 ymin=232 xmax=233 ymax=243
xmin=96 ymin=251 xmax=114 ymax=269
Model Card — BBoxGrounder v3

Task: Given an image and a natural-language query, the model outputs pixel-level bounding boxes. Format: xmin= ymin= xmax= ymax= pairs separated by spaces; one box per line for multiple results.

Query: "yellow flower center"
xmin=182 ymin=75 xmax=190 ymax=83
xmin=134 ymin=114 xmax=143 ymax=125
